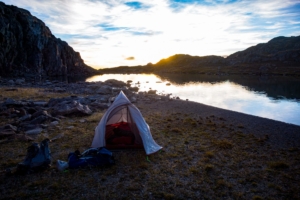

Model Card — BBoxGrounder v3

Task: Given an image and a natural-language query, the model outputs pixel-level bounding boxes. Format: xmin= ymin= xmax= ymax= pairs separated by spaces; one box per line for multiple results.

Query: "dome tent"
xmin=91 ymin=91 xmax=162 ymax=155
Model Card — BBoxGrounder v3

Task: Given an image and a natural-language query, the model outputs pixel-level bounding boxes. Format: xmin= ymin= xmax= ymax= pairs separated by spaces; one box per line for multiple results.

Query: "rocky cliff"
xmin=0 ymin=2 xmax=96 ymax=77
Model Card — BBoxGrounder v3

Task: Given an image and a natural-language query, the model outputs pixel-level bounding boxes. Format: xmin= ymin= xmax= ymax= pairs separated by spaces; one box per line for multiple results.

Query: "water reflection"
xmin=86 ymin=74 xmax=300 ymax=126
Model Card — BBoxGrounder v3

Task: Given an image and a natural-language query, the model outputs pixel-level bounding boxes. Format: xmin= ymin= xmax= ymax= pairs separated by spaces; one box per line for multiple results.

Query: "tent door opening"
xmin=105 ymin=106 xmax=143 ymax=149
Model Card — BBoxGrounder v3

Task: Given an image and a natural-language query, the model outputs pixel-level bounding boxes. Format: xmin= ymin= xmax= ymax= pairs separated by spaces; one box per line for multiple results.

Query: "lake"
xmin=86 ymin=73 xmax=300 ymax=126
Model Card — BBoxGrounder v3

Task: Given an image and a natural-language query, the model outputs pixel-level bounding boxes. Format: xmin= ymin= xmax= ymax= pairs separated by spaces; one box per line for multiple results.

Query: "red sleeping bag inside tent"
xmin=105 ymin=122 xmax=143 ymax=149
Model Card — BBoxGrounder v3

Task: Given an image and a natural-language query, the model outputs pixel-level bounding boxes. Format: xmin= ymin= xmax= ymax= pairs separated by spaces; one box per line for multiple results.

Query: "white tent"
xmin=91 ymin=91 xmax=162 ymax=155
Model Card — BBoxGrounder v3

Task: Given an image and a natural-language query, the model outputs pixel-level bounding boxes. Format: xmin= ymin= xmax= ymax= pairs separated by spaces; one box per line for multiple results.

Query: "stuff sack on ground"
xmin=16 ymin=139 xmax=51 ymax=174
xmin=68 ymin=147 xmax=115 ymax=169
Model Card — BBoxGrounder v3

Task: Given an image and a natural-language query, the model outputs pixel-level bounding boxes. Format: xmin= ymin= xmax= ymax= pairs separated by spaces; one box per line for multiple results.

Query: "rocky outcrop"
xmin=0 ymin=2 xmax=96 ymax=77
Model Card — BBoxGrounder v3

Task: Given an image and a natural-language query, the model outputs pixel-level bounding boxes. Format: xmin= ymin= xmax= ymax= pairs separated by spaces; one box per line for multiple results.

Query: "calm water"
xmin=86 ymin=74 xmax=300 ymax=126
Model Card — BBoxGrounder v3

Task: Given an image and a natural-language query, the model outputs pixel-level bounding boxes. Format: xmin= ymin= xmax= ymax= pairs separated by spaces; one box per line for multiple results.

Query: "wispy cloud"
xmin=2 ymin=0 xmax=300 ymax=68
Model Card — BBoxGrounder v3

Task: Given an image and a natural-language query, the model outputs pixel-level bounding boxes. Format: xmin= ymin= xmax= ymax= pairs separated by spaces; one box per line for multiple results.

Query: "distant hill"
xmin=100 ymin=36 xmax=300 ymax=76
xmin=0 ymin=2 xmax=96 ymax=77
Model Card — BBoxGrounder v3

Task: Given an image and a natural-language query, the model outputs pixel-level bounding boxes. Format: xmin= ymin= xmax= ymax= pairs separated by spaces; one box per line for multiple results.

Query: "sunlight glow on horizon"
xmin=2 ymin=0 xmax=300 ymax=69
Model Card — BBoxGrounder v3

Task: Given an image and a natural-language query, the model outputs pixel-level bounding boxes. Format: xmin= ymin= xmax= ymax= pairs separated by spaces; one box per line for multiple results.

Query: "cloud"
xmin=125 ymin=56 xmax=135 ymax=60
xmin=2 ymin=0 xmax=300 ymax=68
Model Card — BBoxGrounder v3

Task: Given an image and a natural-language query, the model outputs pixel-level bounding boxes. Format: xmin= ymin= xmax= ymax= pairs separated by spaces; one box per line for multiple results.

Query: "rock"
xmin=0 ymin=130 xmax=16 ymax=139
xmin=15 ymin=78 xmax=25 ymax=85
xmin=31 ymin=110 xmax=49 ymax=119
xmin=148 ymin=90 xmax=157 ymax=95
xmin=54 ymin=87 xmax=66 ymax=93
xmin=131 ymin=97 xmax=137 ymax=103
xmin=18 ymin=114 xmax=32 ymax=122
xmin=108 ymin=97 xmax=115 ymax=103
xmin=129 ymin=87 xmax=139 ymax=92
xmin=0 ymin=124 xmax=18 ymax=132
xmin=20 ymin=124 xmax=40 ymax=132
xmin=96 ymin=85 xmax=112 ymax=94
xmin=29 ymin=115 xmax=48 ymax=124
xmin=89 ymin=102 xmax=109 ymax=110
xmin=27 ymin=107 xmax=38 ymax=114
xmin=50 ymin=133 xmax=64 ymax=141
xmin=50 ymin=121 xmax=59 ymax=126
xmin=8 ymin=134 xmax=34 ymax=141
xmin=104 ymin=79 xmax=127 ymax=87
xmin=33 ymin=101 xmax=47 ymax=106
xmin=25 ymin=128 xmax=43 ymax=135
xmin=8 ymin=80 xmax=14 ymax=84
xmin=52 ymin=100 xmax=92 ymax=116
xmin=18 ymin=108 xmax=27 ymax=116
xmin=161 ymin=94 xmax=171 ymax=101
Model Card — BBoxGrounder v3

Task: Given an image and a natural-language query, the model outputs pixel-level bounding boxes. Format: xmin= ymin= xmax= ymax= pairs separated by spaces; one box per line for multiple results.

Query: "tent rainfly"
xmin=91 ymin=91 xmax=162 ymax=155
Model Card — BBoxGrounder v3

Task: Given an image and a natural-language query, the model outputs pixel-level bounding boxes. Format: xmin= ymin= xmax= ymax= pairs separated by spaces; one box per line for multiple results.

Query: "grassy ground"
xmin=0 ymin=87 xmax=299 ymax=199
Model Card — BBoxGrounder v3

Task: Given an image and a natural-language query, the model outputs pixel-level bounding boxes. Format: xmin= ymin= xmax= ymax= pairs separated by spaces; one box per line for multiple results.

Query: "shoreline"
xmin=0 ymin=78 xmax=299 ymax=150
xmin=137 ymin=98 xmax=300 ymax=149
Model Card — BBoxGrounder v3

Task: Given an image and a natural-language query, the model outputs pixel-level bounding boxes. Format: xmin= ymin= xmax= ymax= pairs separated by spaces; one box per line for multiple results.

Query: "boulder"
xmin=52 ymin=100 xmax=92 ymax=116
xmin=25 ymin=128 xmax=43 ymax=135
xmin=96 ymin=85 xmax=112 ymax=94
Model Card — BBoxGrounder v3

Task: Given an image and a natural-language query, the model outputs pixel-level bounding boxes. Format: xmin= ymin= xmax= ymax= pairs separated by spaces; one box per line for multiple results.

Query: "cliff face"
xmin=0 ymin=2 xmax=96 ymax=77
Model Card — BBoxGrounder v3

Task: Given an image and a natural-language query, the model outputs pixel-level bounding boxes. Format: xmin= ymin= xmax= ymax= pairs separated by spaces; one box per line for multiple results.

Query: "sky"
xmin=2 ymin=0 xmax=300 ymax=69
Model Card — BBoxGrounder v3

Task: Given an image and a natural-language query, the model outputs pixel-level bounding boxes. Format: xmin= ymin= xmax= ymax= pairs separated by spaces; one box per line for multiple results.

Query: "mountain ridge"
xmin=100 ymin=35 xmax=300 ymax=76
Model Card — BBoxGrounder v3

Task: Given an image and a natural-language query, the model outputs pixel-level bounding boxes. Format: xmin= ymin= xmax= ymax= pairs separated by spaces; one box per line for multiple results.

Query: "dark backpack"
xmin=16 ymin=139 xmax=51 ymax=174
xmin=68 ymin=147 xmax=115 ymax=169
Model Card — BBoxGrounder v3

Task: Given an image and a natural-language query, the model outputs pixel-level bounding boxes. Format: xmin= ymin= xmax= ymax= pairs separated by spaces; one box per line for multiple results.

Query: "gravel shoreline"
xmin=137 ymin=99 xmax=300 ymax=149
